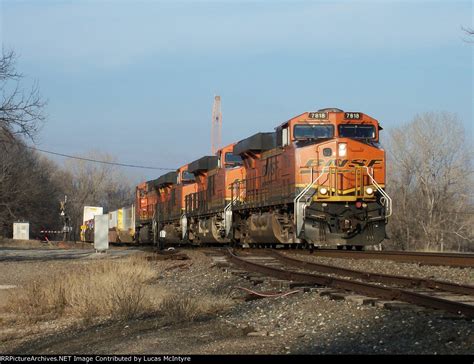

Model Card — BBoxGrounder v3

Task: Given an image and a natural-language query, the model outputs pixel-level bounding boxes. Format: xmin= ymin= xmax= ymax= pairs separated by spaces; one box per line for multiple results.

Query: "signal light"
xmin=355 ymin=201 xmax=362 ymax=208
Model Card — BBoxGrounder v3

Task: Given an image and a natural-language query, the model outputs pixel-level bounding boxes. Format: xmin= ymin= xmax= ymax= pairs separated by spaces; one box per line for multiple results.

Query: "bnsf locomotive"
xmin=135 ymin=108 xmax=391 ymax=249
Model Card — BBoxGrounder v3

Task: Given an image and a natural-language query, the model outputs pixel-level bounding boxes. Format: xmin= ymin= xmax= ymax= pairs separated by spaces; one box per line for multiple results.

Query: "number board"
xmin=308 ymin=112 xmax=328 ymax=119
xmin=344 ymin=112 xmax=362 ymax=120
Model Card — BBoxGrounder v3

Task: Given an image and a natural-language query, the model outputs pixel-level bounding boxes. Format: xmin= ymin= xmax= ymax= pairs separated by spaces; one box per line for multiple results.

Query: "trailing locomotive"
xmin=135 ymin=108 xmax=391 ymax=249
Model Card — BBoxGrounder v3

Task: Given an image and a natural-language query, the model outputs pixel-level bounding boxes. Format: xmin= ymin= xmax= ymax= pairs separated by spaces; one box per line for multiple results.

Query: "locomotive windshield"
xmin=225 ymin=153 xmax=243 ymax=166
xmin=181 ymin=171 xmax=195 ymax=182
xmin=293 ymin=124 xmax=334 ymax=140
xmin=338 ymin=124 xmax=375 ymax=139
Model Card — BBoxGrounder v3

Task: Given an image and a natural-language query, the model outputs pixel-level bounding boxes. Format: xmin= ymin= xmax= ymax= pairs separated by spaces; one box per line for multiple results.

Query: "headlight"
xmin=365 ymin=187 xmax=374 ymax=195
xmin=338 ymin=143 xmax=347 ymax=157
xmin=319 ymin=187 xmax=328 ymax=195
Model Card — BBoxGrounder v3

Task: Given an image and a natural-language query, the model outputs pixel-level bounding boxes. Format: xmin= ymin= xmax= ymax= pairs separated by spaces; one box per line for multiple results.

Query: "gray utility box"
xmin=94 ymin=214 xmax=109 ymax=252
xmin=13 ymin=222 xmax=30 ymax=240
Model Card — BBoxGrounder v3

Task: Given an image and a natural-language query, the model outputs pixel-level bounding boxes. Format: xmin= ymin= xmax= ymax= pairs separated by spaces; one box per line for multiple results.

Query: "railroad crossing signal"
xmin=59 ymin=195 xmax=71 ymax=241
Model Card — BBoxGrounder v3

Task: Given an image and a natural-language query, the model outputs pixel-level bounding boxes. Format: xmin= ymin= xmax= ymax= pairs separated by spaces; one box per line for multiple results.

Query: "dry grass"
xmin=0 ymin=238 xmax=52 ymax=249
xmin=6 ymin=255 xmax=158 ymax=323
xmin=5 ymin=254 xmax=234 ymax=327
xmin=159 ymin=294 xmax=232 ymax=324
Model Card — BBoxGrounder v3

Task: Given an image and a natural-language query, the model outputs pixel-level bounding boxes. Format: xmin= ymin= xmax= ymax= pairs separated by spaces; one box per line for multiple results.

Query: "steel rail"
xmin=226 ymin=249 xmax=474 ymax=318
xmin=297 ymin=250 xmax=474 ymax=268
xmin=269 ymin=251 xmax=474 ymax=296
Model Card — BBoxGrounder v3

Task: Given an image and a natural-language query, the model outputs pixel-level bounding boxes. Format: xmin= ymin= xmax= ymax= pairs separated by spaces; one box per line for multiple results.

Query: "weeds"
xmin=6 ymin=254 xmax=234 ymax=326
xmin=7 ymin=255 xmax=156 ymax=323
xmin=159 ymin=294 xmax=232 ymax=323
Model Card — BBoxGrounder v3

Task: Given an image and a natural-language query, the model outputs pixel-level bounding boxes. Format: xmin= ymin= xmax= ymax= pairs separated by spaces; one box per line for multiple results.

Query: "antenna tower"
xmin=211 ymin=95 xmax=222 ymax=154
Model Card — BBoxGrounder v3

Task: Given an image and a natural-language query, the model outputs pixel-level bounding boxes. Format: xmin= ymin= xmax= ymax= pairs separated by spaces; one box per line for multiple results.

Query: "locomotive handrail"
xmin=293 ymin=167 xmax=329 ymax=233
xmin=294 ymin=167 xmax=329 ymax=207
xmin=223 ymin=184 xmax=246 ymax=235
xmin=223 ymin=200 xmax=233 ymax=237
xmin=365 ymin=166 xmax=392 ymax=218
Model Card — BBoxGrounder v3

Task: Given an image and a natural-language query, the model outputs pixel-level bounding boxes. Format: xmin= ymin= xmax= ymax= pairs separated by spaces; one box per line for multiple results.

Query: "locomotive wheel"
xmin=337 ymin=245 xmax=343 ymax=250
xmin=355 ymin=245 xmax=364 ymax=251
xmin=345 ymin=245 xmax=353 ymax=251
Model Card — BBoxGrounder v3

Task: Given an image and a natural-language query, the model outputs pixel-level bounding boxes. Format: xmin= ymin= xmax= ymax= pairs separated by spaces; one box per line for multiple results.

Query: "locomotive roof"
xmin=276 ymin=110 xmax=381 ymax=129
xmin=234 ymin=132 xmax=276 ymax=155
xmin=147 ymin=171 xmax=177 ymax=188
xmin=188 ymin=155 xmax=219 ymax=174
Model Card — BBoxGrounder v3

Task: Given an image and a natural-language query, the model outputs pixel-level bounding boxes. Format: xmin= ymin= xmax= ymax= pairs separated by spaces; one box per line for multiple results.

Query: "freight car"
xmin=81 ymin=206 xmax=135 ymax=243
xmin=135 ymin=108 xmax=391 ymax=250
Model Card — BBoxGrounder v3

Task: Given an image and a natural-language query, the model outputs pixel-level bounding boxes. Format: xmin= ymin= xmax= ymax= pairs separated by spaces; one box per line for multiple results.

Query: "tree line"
xmin=0 ymin=50 xmax=472 ymax=250
xmin=0 ymin=50 xmax=134 ymax=240
xmin=0 ymin=139 xmax=134 ymax=240
xmin=386 ymin=113 xmax=473 ymax=251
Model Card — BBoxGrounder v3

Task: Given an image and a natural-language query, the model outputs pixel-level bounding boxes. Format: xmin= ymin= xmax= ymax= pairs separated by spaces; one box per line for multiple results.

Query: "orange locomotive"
xmin=135 ymin=108 xmax=391 ymax=249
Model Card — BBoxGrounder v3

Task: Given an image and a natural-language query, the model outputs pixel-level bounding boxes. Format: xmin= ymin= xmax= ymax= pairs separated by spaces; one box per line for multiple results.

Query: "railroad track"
xmin=223 ymin=249 xmax=474 ymax=318
xmin=157 ymin=245 xmax=474 ymax=267
xmin=291 ymin=249 xmax=474 ymax=268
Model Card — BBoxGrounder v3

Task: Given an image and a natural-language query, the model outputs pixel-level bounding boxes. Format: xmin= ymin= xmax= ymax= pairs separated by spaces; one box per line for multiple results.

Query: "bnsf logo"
xmin=304 ymin=159 xmax=383 ymax=168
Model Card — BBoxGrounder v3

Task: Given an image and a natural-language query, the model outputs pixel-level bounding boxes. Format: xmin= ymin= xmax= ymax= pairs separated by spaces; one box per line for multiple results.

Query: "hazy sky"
xmin=1 ymin=0 xmax=472 ymax=181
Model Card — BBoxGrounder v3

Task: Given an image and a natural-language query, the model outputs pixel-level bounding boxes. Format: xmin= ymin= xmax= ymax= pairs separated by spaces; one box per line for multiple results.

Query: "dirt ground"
xmin=0 ymin=241 xmax=473 ymax=355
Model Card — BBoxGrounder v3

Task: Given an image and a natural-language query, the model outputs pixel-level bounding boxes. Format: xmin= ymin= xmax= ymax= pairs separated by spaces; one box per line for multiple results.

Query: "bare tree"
xmin=462 ymin=26 xmax=474 ymax=35
xmin=58 ymin=151 xmax=135 ymax=240
xmin=0 ymin=132 xmax=63 ymax=237
xmin=386 ymin=112 xmax=474 ymax=252
xmin=462 ymin=26 xmax=474 ymax=43
xmin=0 ymin=49 xmax=52 ymax=238
xmin=0 ymin=50 xmax=137 ymax=241
xmin=0 ymin=49 xmax=46 ymax=141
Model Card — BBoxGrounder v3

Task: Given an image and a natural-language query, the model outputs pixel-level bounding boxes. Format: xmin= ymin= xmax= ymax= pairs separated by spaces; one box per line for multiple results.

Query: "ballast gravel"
xmin=217 ymin=289 xmax=473 ymax=354
xmin=1 ymin=247 xmax=473 ymax=355
xmin=158 ymin=251 xmax=474 ymax=354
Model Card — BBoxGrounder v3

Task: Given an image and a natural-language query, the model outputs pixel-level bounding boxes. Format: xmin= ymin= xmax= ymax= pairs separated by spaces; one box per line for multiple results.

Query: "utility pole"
xmin=211 ymin=95 xmax=222 ymax=155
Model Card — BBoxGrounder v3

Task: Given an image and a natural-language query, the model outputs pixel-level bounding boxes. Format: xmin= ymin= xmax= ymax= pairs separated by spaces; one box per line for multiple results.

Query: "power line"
xmin=27 ymin=146 xmax=176 ymax=171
